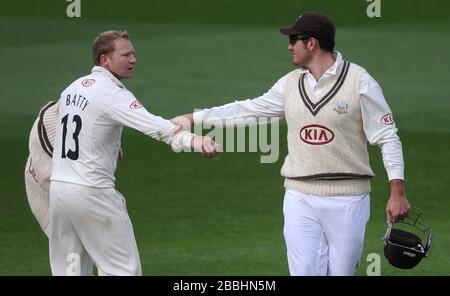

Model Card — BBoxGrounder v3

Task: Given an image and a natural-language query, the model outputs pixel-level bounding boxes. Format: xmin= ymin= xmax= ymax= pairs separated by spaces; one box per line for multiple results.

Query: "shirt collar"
xmin=91 ymin=66 xmax=126 ymax=89
xmin=298 ymin=51 xmax=343 ymax=76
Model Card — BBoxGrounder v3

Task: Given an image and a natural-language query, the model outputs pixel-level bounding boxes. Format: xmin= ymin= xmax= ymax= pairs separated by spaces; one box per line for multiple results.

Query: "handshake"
xmin=171 ymin=114 xmax=220 ymax=159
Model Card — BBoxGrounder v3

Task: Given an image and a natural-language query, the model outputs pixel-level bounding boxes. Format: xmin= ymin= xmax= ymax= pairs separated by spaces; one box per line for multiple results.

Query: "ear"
xmin=99 ymin=54 xmax=109 ymax=67
xmin=308 ymin=38 xmax=319 ymax=51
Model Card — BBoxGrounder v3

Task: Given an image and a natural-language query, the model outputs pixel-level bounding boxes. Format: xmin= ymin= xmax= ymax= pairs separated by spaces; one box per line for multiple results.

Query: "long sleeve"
xmin=109 ymin=90 xmax=193 ymax=150
xmin=360 ymin=71 xmax=404 ymax=180
xmin=193 ymin=75 xmax=287 ymax=127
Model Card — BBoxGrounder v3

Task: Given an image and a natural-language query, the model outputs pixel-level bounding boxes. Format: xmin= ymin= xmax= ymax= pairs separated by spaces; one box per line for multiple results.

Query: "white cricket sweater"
xmin=282 ymin=61 xmax=373 ymax=196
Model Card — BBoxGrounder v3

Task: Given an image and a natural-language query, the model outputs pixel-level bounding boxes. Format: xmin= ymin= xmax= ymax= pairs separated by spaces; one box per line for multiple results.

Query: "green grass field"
xmin=1 ymin=0 xmax=449 ymax=275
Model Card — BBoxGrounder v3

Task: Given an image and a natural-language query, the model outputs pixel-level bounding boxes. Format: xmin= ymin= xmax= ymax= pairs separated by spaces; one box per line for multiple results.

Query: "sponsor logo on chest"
xmin=299 ymin=124 xmax=334 ymax=145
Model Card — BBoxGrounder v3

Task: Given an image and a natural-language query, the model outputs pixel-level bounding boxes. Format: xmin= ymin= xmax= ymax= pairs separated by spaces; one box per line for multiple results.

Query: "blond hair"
xmin=92 ymin=30 xmax=129 ymax=66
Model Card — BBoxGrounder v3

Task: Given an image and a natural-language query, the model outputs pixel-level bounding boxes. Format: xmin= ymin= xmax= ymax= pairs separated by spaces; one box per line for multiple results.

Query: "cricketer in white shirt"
xmin=49 ymin=34 xmax=217 ymax=276
xmin=51 ymin=66 xmax=195 ymax=187
xmin=173 ymin=48 xmax=410 ymax=275
xmin=193 ymin=52 xmax=404 ymax=181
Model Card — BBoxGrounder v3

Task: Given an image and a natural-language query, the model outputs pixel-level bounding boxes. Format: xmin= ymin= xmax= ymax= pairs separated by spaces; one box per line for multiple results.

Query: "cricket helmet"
xmin=383 ymin=207 xmax=432 ymax=269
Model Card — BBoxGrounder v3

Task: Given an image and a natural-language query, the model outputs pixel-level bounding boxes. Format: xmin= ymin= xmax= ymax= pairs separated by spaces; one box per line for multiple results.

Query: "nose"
xmin=288 ymin=43 xmax=294 ymax=51
xmin=130 ymin=54 xmax=137 ymax=64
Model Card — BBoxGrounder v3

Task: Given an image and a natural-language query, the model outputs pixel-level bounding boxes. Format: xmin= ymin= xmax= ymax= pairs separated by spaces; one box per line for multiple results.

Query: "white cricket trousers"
xmin=283 ymin=188 xmax=370 ymax=276
xmin=49 ymin=181 xmax=142 ymax=276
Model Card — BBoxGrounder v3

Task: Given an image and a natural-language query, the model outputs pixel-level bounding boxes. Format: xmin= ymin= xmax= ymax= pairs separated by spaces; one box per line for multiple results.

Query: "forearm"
xmin=193 ymin=99 xmax=284 ymax=128
xmin=190 ymin=77 xmax=286 ymax=127
xmin=379 ymin=138 xmax=404 ymax=180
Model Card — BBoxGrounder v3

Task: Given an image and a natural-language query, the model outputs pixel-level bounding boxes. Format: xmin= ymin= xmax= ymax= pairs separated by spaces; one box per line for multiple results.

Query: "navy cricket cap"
xmin=279 ymin=12 xmax=335 ymax=41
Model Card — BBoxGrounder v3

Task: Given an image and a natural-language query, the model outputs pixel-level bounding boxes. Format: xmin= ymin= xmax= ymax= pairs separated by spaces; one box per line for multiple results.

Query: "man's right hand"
xmin=191 ymin=136 xmax=220 ymax=158
xmin=386 ymin=180 xmax=411 ymax=223
xmin=171 ymin=114 xmax=194 ymax=131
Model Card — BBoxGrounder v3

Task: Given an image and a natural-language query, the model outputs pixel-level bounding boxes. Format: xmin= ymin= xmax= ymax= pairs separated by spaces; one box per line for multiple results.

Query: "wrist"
xmin=192 ymin=111 xmax=203 ymax=125
xmin=390 ymin=179 xmax=405 ymax=196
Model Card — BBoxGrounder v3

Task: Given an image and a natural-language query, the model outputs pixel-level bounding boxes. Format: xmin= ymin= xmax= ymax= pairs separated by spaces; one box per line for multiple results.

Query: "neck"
xmin=305 ymin=51 xmax=336 ymax=81
xmin=101 ymin=66 xmax=123 ymax=81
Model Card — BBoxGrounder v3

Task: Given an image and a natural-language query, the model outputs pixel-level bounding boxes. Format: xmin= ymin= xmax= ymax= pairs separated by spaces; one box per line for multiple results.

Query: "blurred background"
xmin=0 ymin=0 xmax=449 ymax=275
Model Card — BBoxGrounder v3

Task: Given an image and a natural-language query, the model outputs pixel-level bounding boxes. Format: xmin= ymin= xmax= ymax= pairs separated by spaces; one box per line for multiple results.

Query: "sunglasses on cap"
xmin=289 ymin=34 xmax=310 ymax=45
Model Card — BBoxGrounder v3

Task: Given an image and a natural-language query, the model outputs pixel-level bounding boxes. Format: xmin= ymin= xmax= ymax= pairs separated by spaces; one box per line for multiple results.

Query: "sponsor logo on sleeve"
xmin=380 ymin=113 xmax=394 ymax=125
xmin=81 ymin=79 xmax=95 ymax=87
xmin=129 ymin=100 xmax=143 ymax=109
xmin=300 ymin=124 xmax=334 ymax=145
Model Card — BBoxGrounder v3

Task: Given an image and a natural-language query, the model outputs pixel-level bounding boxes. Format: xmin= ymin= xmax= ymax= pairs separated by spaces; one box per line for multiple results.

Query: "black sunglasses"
xmin=289 ymin=34 xmax=310 ymax=45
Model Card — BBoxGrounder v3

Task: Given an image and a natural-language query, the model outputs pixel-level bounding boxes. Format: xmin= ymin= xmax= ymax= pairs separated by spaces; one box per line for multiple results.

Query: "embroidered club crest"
xmin=333 ymin=101 xmax=349 ymax=114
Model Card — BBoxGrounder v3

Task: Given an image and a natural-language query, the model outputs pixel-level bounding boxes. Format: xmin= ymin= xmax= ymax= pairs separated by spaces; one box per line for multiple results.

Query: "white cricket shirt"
xmin=51 ymin=66 xmax=193 ymax=188
xmin=193 ymin=52 xmax=404 ymax=181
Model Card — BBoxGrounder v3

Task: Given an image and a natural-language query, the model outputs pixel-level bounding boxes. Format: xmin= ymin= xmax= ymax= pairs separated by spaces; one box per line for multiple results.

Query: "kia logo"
xmin=81 ymin=79 xmax=95 ymax=87
xmin=300 ymin=124 xmax=334 ymax=145
xmin=380 ymin=113 xmax=394 ymax=125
